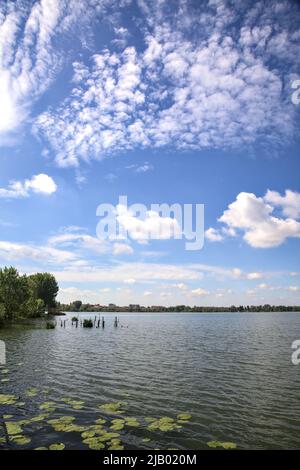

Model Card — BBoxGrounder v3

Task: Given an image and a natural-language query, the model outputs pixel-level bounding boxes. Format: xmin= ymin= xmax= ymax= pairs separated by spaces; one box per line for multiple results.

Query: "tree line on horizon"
xmin=0 ymin=266 xmax=59 ymax=325
xmin=58 ymin=300 xmax=300 ymax=313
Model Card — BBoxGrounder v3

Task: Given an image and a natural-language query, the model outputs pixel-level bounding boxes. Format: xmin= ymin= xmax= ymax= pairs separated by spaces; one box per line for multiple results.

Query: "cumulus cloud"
xmin=215 ymin=190 xmax=300 ymax=248
xmin=34 ymin=0 xmax=300 ymax=166
xmin=205 ymin=227 xmax=224 ymax=242
xmin=0 ymin=173 xmax=57 ymax=198
xmin=115 ymin=204 xmax=181 ymax=242
xmin=264 ymin=189 xmax=300 ymax=219
xmin=191 ymin=288 xmax=209 ymax=297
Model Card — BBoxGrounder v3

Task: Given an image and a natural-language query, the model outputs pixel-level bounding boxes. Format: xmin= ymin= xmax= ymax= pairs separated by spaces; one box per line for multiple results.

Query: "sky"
xmin=0 ymin=0 xmax=300 ymax=307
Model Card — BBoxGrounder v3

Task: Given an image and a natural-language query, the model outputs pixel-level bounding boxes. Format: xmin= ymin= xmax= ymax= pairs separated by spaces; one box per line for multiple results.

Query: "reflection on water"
xmin=0 ymin=312 xmax=300 ymax=450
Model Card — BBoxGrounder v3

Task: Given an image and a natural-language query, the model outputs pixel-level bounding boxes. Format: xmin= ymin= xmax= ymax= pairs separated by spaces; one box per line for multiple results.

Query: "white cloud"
xmin=0 ymin=240 xmax=76 ymax=264
xmin=115 ymin=204 xmax=181 ymax=241
xmin=264 ymin=189 xmax=300 ymax=219
xmin=247 ymin=272 xmax=263 ymax=280
xmin=191 ymin=288 xmax=209 ymax=297
xmin=34 ymin=0 xmax=300 ymax=166
xmin=0 ymin=173 xmax=57 ymax=198
xmin=0 ymin=0 xmax=116 ymax=143
xmin=49 ymin=228 xmax=133 ymax=256
xmin=112 ymin=243 xmax=134 ymax=255
xmin=205 ymin=227 xmax=224 ymax=242
xmin=218 ymin=191 xmax=300 ymax=248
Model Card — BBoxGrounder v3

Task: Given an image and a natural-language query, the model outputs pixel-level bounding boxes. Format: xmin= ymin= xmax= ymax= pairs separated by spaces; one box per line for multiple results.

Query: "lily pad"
xmin=35 ymin=447 xmax=48 ymax=450
xmin=99 ymin=402 xmax=126 ymax=414
xmin=10 ymin=434 xmax=31 ymax=445
xmin=6 ymin=422 xmax=23 ymax=435
xmin=25 ymin=388 xmax=38 ymax=397
xmin=207 ymin=441 xmax=237 ymax=450
xmin=49 ymin=443 xmax=65 ymax=450
xmin=177 ymin=413 xmax=192 ymax=421
xmin=0 ymin=394 xmax=17 ymax=405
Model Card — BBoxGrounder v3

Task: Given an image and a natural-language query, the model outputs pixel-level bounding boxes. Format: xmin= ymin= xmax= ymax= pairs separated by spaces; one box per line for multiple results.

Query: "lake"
xmin=0 ymin=311 xmax=300 ymax=450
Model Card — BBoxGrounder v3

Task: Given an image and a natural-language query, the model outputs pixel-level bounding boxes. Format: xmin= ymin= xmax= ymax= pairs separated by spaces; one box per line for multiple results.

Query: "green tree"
xmin=28 ymin=273 xmax=59 ymax=311
xmin=0 ymin=267 xmax=30 ymax=320
xmin=72 ymin=300 xmax=82 ymax=311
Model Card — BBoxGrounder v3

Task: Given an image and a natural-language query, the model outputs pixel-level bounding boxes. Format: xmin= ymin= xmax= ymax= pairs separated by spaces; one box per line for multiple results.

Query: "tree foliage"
xmin=0 ymin=267 xmax=59 ymax=324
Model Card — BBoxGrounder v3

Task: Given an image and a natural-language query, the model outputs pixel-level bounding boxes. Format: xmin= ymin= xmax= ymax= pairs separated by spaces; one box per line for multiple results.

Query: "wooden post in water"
xmin=102 ymin=317 xmax=105 ymax=328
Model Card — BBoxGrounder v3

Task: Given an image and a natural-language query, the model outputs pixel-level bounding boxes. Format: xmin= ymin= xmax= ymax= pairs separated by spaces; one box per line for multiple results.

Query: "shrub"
xmin=83 ymin=319 xmax=93 ymax=328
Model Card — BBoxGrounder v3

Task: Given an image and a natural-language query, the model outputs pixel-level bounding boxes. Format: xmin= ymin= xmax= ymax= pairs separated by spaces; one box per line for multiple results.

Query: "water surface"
xmin=0 ymin=312 xmax=300 ymax=450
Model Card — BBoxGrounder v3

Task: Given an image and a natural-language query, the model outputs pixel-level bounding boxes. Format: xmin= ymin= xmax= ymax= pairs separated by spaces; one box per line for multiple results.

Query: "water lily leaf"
xmin=25 ymin=388 xmax=38 ymax=397
xmin=95 ymin=418 xmax=106 ymax=425
xmin=110 ymin=423 xmax=124 ymax=431
xmin=30 ymin=414 xmax=49 ymax=422
xmin=6 ymin=422 xmax=23 ymax=435
xmin=49 ymin=443 xmax=65 ymax=450
xmin=39 ymin=401 xmax=56 ymax=411
xmin=124 ymin=418 xmax=140 ymax=427
xmin=142 ymin=438 xmax=151 ymax=443
xmin=108 ymin=444 xmax=124 ymax=450
xmin=207 ymin=441 xmax=237 ymax=449
xmin=81 ymin=431 xmax=96 ymax=439
xmin=35 ymin=447 xmax=48 ymax=450
xmin=3 ymin=414 xmax=13 ymax=419
xmin=99 ymin=402 xmax=126 ymax=414
xmin=0 ymin=437 xmax=6 ymax=443
xmin=1 ymin=369 xmax=9 ymax=374
xmin=177 ymin=413 xmax=192 ymax=421
xmin=1 ymin=378 xmax=9 ymax=383
xmin=0 ymin=394 xmax=17 ymax=405
xmin=82 ymin=437 xmax=106 ymax=450
xmin=10 ymin=434 xmax=31 ymax=445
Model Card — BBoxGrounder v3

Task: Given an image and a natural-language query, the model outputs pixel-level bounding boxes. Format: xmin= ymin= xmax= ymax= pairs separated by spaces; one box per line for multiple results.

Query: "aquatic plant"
xmin=49 ymin=443 xmax=65 ymax=450
xmin=0 ymin=394 xmax=18 ymax=405
xmin=99 ymin=402 xmax=126 ymax=414
xmin=207 ymin=441 xmax=237 ymax=449
xmin=83 ymin=319 xmax=93 ymax=328
xmin=46 ymin=321 xmax=56 ymax=329
xmin=25 ymin=388 xmax=38 ymax=397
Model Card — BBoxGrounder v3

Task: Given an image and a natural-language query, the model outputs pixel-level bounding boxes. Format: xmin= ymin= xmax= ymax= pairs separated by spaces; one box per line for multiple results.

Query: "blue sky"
xmin=0 ymin=0 xmax=300 ymax=306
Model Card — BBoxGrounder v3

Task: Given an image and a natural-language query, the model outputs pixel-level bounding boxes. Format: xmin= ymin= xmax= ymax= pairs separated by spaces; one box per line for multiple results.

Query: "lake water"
xmin=0 ymin=312 xmax=300 ymax=450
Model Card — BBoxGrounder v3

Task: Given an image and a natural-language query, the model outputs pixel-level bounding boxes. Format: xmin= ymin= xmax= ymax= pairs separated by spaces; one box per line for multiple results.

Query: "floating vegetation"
xmin=0 ymin=388 xmax=193 ymax=451
xmin=6 ymin=421 xmax=23 ymax=435
xmin=95 ymin=418 xmax=106 ymax=425
xmin=82 ymin=437 xmax=105 ymax=450
xmin=61 ymin=397 xmax=85 ymax=410
xmin=207 ymin=441 xmax=237 ymax=450
xmin=1 ymin=369 xmax=9 ymax=374
xmin=1 ymin=378 xmax=9 ymax=383
xmin=10 ymin=435 xmax=31 ymax=445
xmin=177 ymin=413 xmax=192 ymax=421
xmin=124 ymin=417 xmax=140 ymax=428
xmin=25 ymin=388 xmax=38 ymax=397
xmin=147 ymin=416 xmax=184 ymax=432
xmin=99 ymin=402 xmax=126 ymax=415
xmin=30 ymin=414 xmax=50 ymax=422
xmin=47 ymin=416 xmax=87 ymax=433
xmin=49 ymin=443 xmax=65 ymax=450
xmin=39 ymin=401 xmax=56 ymax=412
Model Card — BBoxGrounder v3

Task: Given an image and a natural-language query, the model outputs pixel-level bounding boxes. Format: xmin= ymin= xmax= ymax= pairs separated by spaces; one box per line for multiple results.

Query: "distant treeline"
xmin=58 ymin=300 xmax=300 ymax=313
xmin=0 ymin=267 xmax=59 ymax=325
